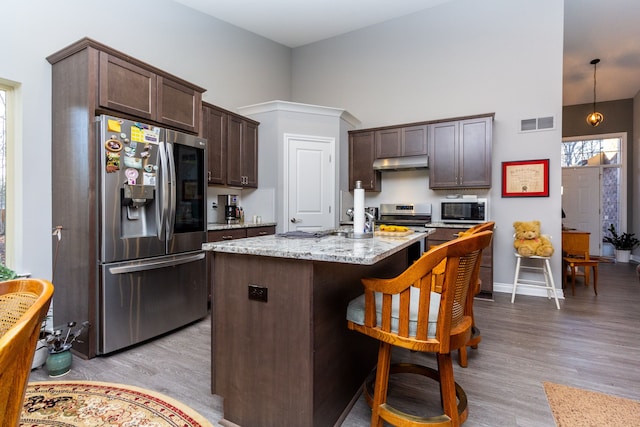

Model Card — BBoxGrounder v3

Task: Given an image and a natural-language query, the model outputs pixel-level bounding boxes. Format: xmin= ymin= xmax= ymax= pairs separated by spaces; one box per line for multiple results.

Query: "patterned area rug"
xmin=20 ymin=381 xmax=213 ymax=426
xmin=544 ymin=382 xmax=640 ymax=426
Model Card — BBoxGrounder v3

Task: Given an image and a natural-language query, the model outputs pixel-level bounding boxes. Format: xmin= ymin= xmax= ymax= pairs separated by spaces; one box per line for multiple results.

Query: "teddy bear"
xmin=513 ymin=220 xmax=554 ymax=257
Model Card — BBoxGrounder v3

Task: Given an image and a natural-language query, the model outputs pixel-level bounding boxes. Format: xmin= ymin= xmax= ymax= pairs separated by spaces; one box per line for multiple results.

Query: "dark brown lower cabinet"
xmin=427 ymin=226 xmax=493 ymax=297
xmin=206 ymin=225 xmax=276 ymax=309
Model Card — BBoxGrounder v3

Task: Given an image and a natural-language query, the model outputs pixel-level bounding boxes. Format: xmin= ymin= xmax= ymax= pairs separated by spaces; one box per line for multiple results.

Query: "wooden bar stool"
xmin=0 ymin=278 xmax=54 ymax=425
xmin=346 ymin=231 xmax=493 ymax=426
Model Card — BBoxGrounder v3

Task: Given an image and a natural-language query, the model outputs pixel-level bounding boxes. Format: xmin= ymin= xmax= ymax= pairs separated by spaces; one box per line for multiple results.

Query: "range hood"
xmin=372 ymin=155 xmax=429 ymax=171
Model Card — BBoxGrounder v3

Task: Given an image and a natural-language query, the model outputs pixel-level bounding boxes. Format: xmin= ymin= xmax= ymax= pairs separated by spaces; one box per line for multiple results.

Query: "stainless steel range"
xmin=379 ymin=203 xmax=432 ymax=259
xmin=378 ymin=203 xmax=432 ymax=229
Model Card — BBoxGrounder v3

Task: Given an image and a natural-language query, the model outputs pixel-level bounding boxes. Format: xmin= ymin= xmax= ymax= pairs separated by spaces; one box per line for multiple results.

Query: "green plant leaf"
xmin=0 ymin=264 xmax=17 ymax=281
xmin=604 ymin=224 xmax=640 ymax=250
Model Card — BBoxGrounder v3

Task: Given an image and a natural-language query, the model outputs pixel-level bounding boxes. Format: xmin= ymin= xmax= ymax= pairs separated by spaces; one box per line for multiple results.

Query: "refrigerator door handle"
xmin=108 ymin=252 xmax=206 ymax=275
xmin=158 ymin=140 xmax=169 ymax=240
xmin=166 ymin=141 xmax=177 ymax=241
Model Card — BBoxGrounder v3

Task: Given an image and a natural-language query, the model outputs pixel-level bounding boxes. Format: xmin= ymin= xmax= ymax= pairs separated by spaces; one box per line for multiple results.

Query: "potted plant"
xmin=604 ymin=224 xmax=639 ymax=263
xmin=44 ymin=320 xmax=89 ymax=377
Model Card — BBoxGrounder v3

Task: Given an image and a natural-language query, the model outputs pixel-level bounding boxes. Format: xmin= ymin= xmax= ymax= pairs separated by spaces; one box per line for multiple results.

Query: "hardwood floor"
xmin=29 ymin=313 xmax=224 ymax=423
xmin=30 ymin=261 xmax=640 ymax=426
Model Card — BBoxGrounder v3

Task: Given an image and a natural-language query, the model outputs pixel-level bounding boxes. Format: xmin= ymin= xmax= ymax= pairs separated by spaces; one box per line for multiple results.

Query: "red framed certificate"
xmin=502 ymin=159 xmax=549 ymax=197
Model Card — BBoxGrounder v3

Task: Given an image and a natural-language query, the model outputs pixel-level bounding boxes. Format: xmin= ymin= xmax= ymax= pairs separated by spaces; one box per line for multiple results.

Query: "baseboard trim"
xmin=493 ymin=282 xmax=566 ymax=299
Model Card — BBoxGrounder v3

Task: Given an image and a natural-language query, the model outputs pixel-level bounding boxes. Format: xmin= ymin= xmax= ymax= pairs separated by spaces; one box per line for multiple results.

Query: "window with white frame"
xmin=561 ymin=136 xmax=623 ymax=244
xmin=0 ymin=85 xmax=7 ymax=266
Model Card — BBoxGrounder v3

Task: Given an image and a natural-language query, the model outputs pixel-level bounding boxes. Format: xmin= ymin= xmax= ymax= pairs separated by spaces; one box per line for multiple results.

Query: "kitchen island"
xmin=207 ymin=221 xmax=277 ymax=231
xmin=204 ymin=230 xmax=431 ymax=427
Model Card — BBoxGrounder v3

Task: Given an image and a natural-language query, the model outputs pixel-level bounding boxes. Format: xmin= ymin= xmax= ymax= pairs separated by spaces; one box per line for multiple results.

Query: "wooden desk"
xmin=562 ymin=230 xmax=590 ymax=256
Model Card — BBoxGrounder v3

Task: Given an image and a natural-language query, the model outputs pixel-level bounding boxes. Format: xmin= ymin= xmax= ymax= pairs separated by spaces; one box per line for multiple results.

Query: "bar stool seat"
xmin=511 ymin=253 xmax=560 ymax=309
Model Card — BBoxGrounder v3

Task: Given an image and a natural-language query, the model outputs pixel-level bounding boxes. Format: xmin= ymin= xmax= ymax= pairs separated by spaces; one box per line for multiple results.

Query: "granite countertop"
xmin=341 ymin=222 xmax=477 ymax=230
xmin=203 ymin=228 xmax=434 ymax=265
xmin=207 ymin=222 xmax=277 ymax=231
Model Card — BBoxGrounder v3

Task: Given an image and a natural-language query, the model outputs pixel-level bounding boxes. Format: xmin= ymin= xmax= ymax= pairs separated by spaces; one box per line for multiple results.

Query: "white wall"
xmin=291 ymin=0 xmax=565 ymax=290
xmin=1 ymin=0 xmax=291 ymax=279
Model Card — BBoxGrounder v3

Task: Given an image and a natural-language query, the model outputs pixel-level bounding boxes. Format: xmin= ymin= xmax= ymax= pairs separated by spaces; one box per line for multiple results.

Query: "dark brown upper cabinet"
xmin=375 ymin=125 xmax=427 ymax=158
xmin=98 ymin=51 xmax=202 ymax=134
xmin=201 ymin=103 xmax=227 ymax=185
xmin=227 ymin=114 xmax=258 ymax=188
xmin=201 ymin=103 xmax=258 ymax=188
xmin=349 ymin=130 xmax=381 ymax=191
xmin=98 ymin=53 xmax=157 ymax=121
xmin=157 ymin=76 xmax=202 ymax=133
xmin=429 ymin=116 xmax=493 ymax=189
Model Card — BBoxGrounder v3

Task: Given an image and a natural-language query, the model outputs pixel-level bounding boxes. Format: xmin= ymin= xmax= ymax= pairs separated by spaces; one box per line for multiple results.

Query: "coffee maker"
xmin=217 ymin=194 xmax=239 ymax=224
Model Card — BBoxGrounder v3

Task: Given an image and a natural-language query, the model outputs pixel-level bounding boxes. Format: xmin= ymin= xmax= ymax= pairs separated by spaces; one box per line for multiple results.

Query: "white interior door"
xmin=562 ymin=167 xmax=601 ymax=255
xmin=285 ymin=134 xmax=335 ymax=232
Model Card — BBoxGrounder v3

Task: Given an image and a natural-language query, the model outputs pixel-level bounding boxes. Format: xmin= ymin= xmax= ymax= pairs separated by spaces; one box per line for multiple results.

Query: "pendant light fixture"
xmin=586 ymin=58 xmax=604 ymax=127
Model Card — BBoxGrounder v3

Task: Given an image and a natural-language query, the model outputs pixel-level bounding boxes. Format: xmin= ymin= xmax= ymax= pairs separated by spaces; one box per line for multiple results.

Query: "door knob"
xmin=290 ymin=217 xmax=301 ymax=223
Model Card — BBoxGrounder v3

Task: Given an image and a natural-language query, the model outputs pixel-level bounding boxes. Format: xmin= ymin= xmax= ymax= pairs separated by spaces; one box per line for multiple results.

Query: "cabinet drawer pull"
xmin=222 ymin=235 xmax=235 ymax=240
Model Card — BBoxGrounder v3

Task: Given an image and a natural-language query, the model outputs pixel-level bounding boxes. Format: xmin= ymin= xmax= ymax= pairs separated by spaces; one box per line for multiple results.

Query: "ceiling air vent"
xmin=520 ymin=116 xmax=555 ymax=132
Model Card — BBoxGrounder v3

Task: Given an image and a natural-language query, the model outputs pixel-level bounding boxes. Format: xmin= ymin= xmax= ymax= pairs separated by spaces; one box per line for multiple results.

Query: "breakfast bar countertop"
xmin=203 ymin=229 xmax=433 ymax=265
xmin=425 ymin=222 xmax=483 ymax=229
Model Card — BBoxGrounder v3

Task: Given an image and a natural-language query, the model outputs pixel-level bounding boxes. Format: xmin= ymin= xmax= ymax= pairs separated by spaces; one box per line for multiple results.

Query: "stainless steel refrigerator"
xmin=97 ymin=115 xmax=207 ymax=354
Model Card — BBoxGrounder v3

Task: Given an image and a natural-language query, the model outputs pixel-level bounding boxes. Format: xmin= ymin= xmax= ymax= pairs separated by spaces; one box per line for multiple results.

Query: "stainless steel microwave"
xmin=440 ymin=198 xmax=488 ymax=224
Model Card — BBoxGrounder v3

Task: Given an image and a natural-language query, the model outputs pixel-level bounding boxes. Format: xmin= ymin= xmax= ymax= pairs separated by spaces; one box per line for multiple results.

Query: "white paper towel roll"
xmin=353 ymin=181 xmax=365 ymax=234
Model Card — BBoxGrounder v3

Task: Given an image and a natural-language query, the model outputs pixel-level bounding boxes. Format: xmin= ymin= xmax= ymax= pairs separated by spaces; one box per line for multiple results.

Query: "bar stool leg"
xmin=437 ymin=353 xmax=460 ymax=426
xmin=511 ymin=256 xmax=522 ymax=303
xmin=370 ymin=342 xmax=391 ymax=427
xmin=541 ymin=260 xmax=551 ymax=299
xmin=543 ymin=258 xmax=560 ymax=309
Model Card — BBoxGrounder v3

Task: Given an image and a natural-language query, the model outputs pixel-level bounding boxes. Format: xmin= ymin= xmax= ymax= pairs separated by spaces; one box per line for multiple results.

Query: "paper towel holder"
xmin=351 ymin=180 xmax=373 ymax=239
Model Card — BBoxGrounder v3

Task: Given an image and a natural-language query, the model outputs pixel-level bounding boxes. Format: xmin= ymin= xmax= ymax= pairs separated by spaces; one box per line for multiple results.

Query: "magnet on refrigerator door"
xmin=107 ymin=119 xmax=121 ymax=133
xmin=105 ymin=152 xmax=120 ymax=173
xmin=124 ymin=157 xmax=142 ymax=169
xmin=105 ymin=139 xmax=122 ymax=152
